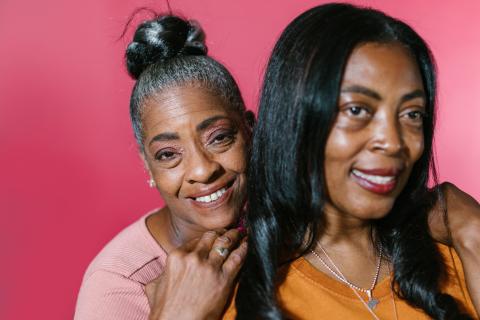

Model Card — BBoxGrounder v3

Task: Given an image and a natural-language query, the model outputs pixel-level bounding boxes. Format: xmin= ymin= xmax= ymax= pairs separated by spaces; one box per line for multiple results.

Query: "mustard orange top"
xmin=224 ymin=244 xmax=478 ymax=319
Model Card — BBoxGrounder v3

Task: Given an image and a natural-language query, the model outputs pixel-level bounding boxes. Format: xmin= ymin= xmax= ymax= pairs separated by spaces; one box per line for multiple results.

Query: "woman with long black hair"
xmin=234 ymin=3 xmax=479 ymax=320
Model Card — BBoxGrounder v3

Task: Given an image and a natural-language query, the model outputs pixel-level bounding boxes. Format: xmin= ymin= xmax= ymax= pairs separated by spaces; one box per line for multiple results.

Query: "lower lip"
xmin=188 ymin=181 xmax=235 ymax=210
xmin=351 ymin=171 xmax=397 ymax=195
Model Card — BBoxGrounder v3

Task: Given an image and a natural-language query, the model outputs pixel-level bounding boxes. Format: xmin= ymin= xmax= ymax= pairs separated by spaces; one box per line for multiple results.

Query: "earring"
xmin=148 ymin=178 xmax=156 ymax=188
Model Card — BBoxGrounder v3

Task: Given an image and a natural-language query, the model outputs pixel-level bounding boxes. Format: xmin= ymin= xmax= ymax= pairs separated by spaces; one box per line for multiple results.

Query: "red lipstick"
xmin=351 ymin=168 xmax=400 ymax=195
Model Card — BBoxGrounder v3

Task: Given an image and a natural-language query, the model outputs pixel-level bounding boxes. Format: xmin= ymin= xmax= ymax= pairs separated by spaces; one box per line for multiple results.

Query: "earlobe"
xmin=140 ymin=152 xmax=156 ymax=188
xmin=148 ymin=177 xmax=156 ymax=188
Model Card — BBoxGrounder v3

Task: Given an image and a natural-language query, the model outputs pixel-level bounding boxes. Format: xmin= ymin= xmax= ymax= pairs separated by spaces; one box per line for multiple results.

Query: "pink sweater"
xmin=74 ymin=212 xmax=167 ymax=320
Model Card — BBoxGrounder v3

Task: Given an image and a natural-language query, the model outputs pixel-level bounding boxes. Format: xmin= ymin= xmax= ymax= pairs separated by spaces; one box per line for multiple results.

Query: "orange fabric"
xmin=224 ymin=244 xmax=478 ymax=319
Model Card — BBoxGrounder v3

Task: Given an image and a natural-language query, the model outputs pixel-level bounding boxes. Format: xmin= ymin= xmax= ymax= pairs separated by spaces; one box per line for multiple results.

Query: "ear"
xmin=140 ymin=152 xmax=153 ymax=178
xmin=141 ymin=152 xmax=157 ymax=188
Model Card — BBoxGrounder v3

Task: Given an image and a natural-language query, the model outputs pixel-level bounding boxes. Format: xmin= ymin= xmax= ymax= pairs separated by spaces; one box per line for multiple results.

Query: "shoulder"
xmin=74 ymin=211 xmax=167 ymax=320
xmin=74 ymin=269 xmax=148 ymax=320
xmin=437 ymin=244 xmax=477 ymax=317
xmin=83 ymin=210 xmax=167 ymax=283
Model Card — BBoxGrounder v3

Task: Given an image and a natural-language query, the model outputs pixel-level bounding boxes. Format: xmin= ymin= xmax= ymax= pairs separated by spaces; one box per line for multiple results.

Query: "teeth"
xmin=194 ymin=188 xmax=227 ymax=203
xmin=352 ymin=169 xmax=395 ymax=185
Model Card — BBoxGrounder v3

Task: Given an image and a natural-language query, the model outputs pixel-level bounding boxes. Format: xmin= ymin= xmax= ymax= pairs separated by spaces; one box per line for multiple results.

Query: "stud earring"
xmin=148 ymin=178 xmax=156 ymax=188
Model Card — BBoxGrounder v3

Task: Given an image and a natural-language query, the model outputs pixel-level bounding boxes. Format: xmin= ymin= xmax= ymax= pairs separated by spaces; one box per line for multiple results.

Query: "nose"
xmin=184 ymin=148 xmax=222 ymax=184
xmin=370 ymin=116 xmax=404 ymax=156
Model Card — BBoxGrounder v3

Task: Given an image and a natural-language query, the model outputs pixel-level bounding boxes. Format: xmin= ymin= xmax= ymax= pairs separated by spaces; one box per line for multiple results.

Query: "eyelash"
xmin=345 ymin=105 xmax=371 ymax=118
xmin=207 ymin=129 xmax=236 ymax=146
xmin=404 ymin=110 xmax=425 ymax=120
xmin=344 ymin=104 xmax=426 ymax=120
xmin=155 ymin=149 xmax=178 ymax=161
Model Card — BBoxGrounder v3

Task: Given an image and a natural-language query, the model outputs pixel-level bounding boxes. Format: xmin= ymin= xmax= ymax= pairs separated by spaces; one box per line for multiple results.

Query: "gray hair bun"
xmin=126 ymin=15 xmax=207 ymax=79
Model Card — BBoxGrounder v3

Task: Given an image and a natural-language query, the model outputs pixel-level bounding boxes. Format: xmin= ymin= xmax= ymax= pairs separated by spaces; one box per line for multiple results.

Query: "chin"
xmin=348 ymin=199 xmax=396 ymax=221
xmin=199 ymin=211 xmax=239 ymax=230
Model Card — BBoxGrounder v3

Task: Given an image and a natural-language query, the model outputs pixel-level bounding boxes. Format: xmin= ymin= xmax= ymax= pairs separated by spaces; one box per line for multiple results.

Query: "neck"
xmin=146 ymin=207 xmax=209 ymax=253
xmin=318 ymin=204 xmax=376 ymax=250
xmin=305 ymin=205 xmax=389 ymax=290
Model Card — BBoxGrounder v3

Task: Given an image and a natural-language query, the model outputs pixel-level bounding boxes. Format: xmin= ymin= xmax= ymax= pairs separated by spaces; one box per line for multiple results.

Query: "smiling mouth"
xmin=351 ymin=169 xmax=399 ymax=194
xmin=194 ymin=187 xmax=228 ymax=203
xmin=351 ymin=169 xmax=396 ymax=185
xmin=190 ymin=179 xmax=236 ymax=206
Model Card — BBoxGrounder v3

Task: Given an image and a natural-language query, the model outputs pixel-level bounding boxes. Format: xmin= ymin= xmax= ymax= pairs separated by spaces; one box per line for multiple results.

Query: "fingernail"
xmin=218 ymin=236 xmax=231 ymax=243
xmin=237 ymin=216 xmax=246 ymax=232
xmin=236 ymin=225 xmax=246 ymax=235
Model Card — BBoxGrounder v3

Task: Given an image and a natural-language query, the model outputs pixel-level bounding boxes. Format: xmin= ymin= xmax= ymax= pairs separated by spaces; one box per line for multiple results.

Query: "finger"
xmin=181 ymin=235 xmax=204 ymax=252
xmin=193 ymin=230 xmax=222 ymax=258
xmin=208 ymin=229 xmax=242 ymax=266
xmin=222 ymin=240 xmax=248 ymax=280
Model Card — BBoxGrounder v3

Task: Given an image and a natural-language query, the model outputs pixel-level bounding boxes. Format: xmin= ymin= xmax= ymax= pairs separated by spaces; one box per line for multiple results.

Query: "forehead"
xmin=342 ymin=42 xmax=423 ymax=90
xmin=142 ymin=86 xmax=232 ymax=130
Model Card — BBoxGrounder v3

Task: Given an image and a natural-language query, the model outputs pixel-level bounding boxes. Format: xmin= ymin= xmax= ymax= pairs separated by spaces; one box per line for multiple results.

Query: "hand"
xmin=428 ymin=182 xmax=480 ymax=249
xmin=146 ymin=229 xmax=247 ymax=320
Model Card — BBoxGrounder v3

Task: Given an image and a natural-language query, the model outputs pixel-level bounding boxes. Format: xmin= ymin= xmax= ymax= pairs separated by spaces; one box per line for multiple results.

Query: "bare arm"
xmin=146 ymin=229 xmax=247 ymax=320
xmin=429 ymin=182 xmax=480 ymax=315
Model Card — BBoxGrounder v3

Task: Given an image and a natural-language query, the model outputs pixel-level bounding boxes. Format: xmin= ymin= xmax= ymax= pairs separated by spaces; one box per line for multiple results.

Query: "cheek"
xmin=220 ymin=141 xmax=247 ymax=174
xmin=324 ymin=130 xmax=355 ymax=194
xmin=152 ymin=168 xmax=184 ymax=197
xmin=324 ymin=128 xmax=362 ymax=164
xmin=405 ymin=131 xmax=425 ymax=162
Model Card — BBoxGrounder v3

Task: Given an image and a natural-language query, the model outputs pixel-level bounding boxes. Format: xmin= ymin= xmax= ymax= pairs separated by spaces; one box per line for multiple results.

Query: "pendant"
xmin=366 ymin=290 xmax=379 ymax=309
xmin=367 ymin=298 xmax=379 ymax=309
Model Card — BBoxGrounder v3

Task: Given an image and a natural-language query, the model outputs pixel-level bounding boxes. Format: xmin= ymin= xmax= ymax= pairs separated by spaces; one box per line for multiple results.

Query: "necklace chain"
xmin=310 ymin=242 xmax=383 ymax=297
xmin=310 ymin=242 xmax=398 ymax=320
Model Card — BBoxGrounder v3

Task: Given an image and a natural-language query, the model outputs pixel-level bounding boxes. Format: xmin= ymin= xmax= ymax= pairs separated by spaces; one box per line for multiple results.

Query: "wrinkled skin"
xmin=146 ymin=229 xmax=247 ymax=320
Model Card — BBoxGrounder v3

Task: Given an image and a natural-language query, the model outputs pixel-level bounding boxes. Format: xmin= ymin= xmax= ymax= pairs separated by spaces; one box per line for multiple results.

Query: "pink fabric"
xmin=74 ymin=212 xmax=167 ymax=320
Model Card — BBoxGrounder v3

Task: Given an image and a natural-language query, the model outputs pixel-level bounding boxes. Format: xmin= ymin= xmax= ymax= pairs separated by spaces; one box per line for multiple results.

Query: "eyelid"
xmin=340 ymin=99 xmax=370 ymax=108
xmin=154 ymin=147 xmax=181 ymax=160
xmin=205 ymin=128 xmax=236 ymax=144
xmin=341 ymin=103 xmax=372 ymax=116
xmin=202 ymin=119 xmax=234 ymax=136
xmin=399 ymin=107 xmax=426 ymax=117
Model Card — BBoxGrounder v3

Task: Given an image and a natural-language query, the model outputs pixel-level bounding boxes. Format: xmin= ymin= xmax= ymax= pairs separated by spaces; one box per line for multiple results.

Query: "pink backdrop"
xmin=1 ymin=0 xmax=479 ymax=319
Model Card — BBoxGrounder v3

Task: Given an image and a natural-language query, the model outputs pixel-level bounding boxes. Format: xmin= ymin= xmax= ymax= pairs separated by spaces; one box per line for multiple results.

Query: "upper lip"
xmin=352 ymin=167 xmax=404 ymax=177
xmin=187 ymin=178 xmax=235 ymax=198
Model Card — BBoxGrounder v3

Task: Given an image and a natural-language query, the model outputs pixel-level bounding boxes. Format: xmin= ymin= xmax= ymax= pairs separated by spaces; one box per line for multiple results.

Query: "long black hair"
xmin=125 ymin=14 xmax=249 ymax=151
xmin=236 ymin=3 xmax=472 ymax=320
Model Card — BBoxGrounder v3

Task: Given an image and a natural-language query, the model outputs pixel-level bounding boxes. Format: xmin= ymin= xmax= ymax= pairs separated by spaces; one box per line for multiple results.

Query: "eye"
xmin=155 ymin=149 xmax=178 ymax=161
xmin=213 ymin=133 xmax=231 ymax=143
xmin=208 ymin=130 xmax=236 ymax=146
xmin=406 ymin=111 xmax=425 ymax=120
xmin=400 ymin=108 xmax=426 ymax=126
xmin=344 ymin=105 xmax=371 ymax=119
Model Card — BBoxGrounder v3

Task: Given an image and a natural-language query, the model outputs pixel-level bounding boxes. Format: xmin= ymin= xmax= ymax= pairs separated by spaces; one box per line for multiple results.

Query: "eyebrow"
xmin=148 ymin=132 xmax=180 ymax=146
xmin=341 ymin=85 xmax=381 ymax=100
xmin=148 ymin=115 xmax=231 ymax=147
xmin=400 ymin=89 xmax=425 ymax=104
xmin=341 ymin=85 xmax=425 ymax=103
